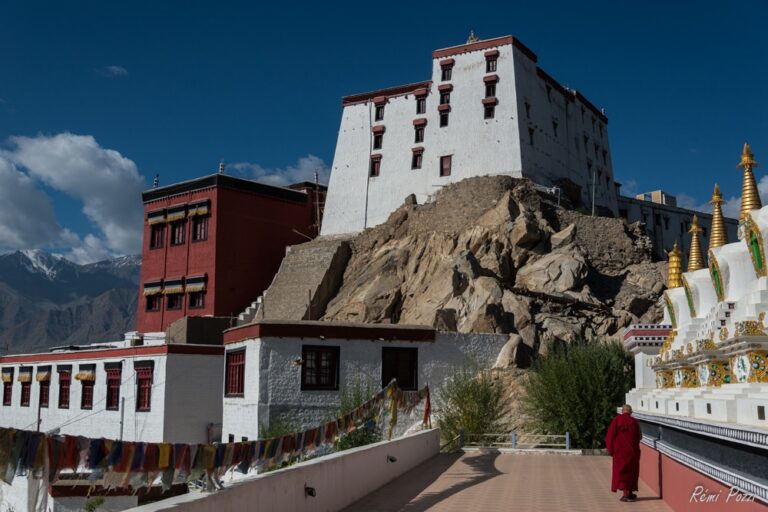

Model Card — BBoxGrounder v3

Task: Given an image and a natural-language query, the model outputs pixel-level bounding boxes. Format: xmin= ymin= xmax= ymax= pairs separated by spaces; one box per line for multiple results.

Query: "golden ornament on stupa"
xmin=708 ymin=183 xmax=728 ymax=251
xmin=738 ymin=143 xmax=761 ymax=222
xmin=687 ymin=215 xmax=705 ymax=272
xmin=667 ymin=241 xmax=683 ymax=288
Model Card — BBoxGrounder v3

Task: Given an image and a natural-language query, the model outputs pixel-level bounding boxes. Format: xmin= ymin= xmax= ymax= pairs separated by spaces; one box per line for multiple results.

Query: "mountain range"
xmin=0 ymin=250 xmax=140 ymax=354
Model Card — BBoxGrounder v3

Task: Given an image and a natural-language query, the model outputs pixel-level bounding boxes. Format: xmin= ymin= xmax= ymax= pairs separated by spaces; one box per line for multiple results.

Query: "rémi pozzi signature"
xmin=690 ymin=485 xmax=757 ymax=504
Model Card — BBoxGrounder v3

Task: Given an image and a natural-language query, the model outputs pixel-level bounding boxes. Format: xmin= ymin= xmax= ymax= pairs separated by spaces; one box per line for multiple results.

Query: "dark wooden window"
xmin=370 ymin=157 xmax=381 ymax=177
xmin=189 ymin=291 xmax=205 ymax=309
xmin=166 ymin=293 xmax=183 ymax=310
xmin=525 ymin=102 xmax=531 ymax=118
xmin=2 ymin=379 xmax=11 ymax=406
xmin=106 ymin=368 xmax=121 ymax=410
xmin=416 ymin=97 xmax=426 ymax=114
xmin=39 ymin=381 xmax=50 ymax=408
xmin=20 ymin=382 xmax=31 ymax=407
xmin=439 ymin=112 xmax=449 ymax=127
xmin=146 ymin=295 xmax=160 ymax=312
xmin=58 ymin=372 xmax=70 ymax=409
xmin=484 ymin=105 xmax=495 ymax=119
xmin=136 ymin=367 xmax=153 ymax=411
xmin=375 ymin=105 xmax=385 ymax=121
xmin=528 ymin=128 xmax=535 ymax=146
xmin=225 ymin=350 xmax=245 ymax=396
xmin=414 ymin=126 xmax=425 ymax=143
xmin=381 ymin=347 xmax=418 ymax=390
xmin=170 ymin=221 xmax=186 ymax=246
xmin=411 ymin=152 xmax=423 ymax=170
xmin=150 ymin=224 xmax=165 ymax=249
xmin=373 ymin=133 xmax=383 ymax=150
xmin=439 ymin=91 xmax=450 ymax=105
xmin=485 ymin=83 xmax=496 ymax=98
xmin=441 ymin=67 xmax=452 ymax=81
xmin=81 ymin=381 xmax=94 ymax=410
xmin=552 ymin=120 xmax=558 ymax=137
xmin=440 ymin=155 xmax=452 ymax=177
xmin=546 ymin=85 xmax=552 ymax=102
xmin=301 ymin=346 xmax=340 ymax=390
xmin=191 ymin=216 xmax=208 ymax=242
xmin=486 ymin=57 xmax=498 ymax=73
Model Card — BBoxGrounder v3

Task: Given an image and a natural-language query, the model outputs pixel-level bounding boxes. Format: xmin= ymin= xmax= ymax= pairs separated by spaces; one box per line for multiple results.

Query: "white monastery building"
xmin=219 ymin=320 xmax=507 ymax=441
xmin=322 ymin=34 xmax=618 ymax=235
xmin=0 ymin=340 xmax=223 ymax=443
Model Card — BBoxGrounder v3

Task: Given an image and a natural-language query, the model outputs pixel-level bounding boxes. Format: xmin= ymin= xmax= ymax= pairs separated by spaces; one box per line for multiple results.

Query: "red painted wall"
xmin=136 ymin=179 xmax=318 ymax=334
xmin=213 ymin=186 xmax=315 ymax=318
xmin=639 ymin=444 xmax=766 ymax=511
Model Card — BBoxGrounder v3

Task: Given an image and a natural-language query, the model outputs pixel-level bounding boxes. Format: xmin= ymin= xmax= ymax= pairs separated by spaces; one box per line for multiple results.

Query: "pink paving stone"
xmin=342 ymin=451 xmax=671 ymax=512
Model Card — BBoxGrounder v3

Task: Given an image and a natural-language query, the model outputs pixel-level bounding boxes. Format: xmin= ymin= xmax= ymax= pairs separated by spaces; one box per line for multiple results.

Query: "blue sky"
xmin=1 ymin=0 xmax=767 ymax=261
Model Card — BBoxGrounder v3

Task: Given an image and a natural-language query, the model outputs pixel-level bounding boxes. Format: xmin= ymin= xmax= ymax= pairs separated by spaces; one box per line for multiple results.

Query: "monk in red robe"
xmin=605 ymin=404 xmax=642 ymax=502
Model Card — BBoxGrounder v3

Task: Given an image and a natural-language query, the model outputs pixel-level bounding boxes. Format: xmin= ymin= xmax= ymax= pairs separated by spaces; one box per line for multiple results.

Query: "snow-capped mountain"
xmin=0 ymin=250 xmax=141 ymax=354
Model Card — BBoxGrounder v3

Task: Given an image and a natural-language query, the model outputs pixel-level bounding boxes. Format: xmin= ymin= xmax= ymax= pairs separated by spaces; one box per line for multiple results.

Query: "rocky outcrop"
xmin=315 ymin=176 xmax=665 ymax=367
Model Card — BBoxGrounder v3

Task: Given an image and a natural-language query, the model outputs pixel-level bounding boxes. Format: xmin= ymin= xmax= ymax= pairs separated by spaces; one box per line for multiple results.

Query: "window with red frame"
xmin=39 ymin=381 xmax=50 ymax=408
xmin=414 ymin=126 xmax=425 ymax=143
xmin=191 ymin=216 xmax=208 ymax=242
xmin=189 ymin=291 xmax=205 ymax=309
xmin=136 ymin=366 xmax=153 ymax=411
xmin=20 ymin=381 xmax=31 ymax=407
xmin=2 ymin=376 xmax=12 ymax=406
xmin=301 ymin=346 xmax=340 ymax=390
xmin=170 ymin=220 xmax=186 ymax=245
xmin=369 ymin=157 xmax=381 ymax=177
xmin=440 ymin=155 xmax=452 ymax=177
xmin=149 ymin=224 xmax=165 ymax=249
xmin=58 ymin=371 xmax=71 ymax=409
xmin=81 ymin=381 xmax=94 ymax=410
xmin=225 ymin=350 xmax=245 ymax=396
xmin=105 ymin=368 xmax=121 ymax=410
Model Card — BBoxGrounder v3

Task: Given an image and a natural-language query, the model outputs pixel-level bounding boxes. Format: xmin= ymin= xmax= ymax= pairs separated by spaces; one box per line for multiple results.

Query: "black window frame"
xmin=374 ymin=104 xmax=385 ymax=121
xmin=381 ymin=347 xmax=418 ymax=391
xmin=301 ymin=345 xmax=340 ymax=391
xmin=411 ymin=152 xmax=423 ymax=170
xmin=189 ymin=291 xmax=205 ymax=309
xmin=146 ymin=295 xmax=161 ymax=312
xmin=191 ymin=216 xmax=209 ymax=242
xmin=414 ymin=126 xmax=425 ymax=143
xmin=373 ymin=132 xmax=383 ymax=150
xmin=439 ymin=111 xmax=449 ymax=127
xmin=485 ymin=83 xmax=496 ymax=98
xmin=170 ymin=220 xmax=186 ymax=246
xmin=441 ymin=67 xmax=452 ymax=81
xmin=486 ymin=57 xmax=497 ymax=73
xmin=166 ymin=293 xmax=183 ymax=310
xmin=484 ymin=104 xmax=495 ymax=119
xmin=416 ymin=97 xmax=426 ymax=114
xmin=149 ymin=224 xmax=165 ymax=250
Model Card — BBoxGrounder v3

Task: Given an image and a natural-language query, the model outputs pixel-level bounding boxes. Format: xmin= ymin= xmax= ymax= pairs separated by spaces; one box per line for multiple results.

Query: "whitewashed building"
xmin=321 ymin=34 xmax=617 ymax=235
xmin=0 ymin=341 xmax=223 ymax=443
xmin=220 ymin=320 xmax=508 ymax=441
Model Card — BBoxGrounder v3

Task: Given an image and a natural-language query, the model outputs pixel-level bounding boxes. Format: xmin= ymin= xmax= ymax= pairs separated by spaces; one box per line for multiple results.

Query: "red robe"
xmin=605 ymin=412 xmax=641 ymax=492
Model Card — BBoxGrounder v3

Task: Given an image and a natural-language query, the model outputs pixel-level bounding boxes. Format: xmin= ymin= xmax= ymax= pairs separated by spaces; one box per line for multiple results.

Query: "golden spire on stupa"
xmin=687 ymin=215 xmax=705 ymax=272
xmin=667 ymin=242 xmax=683 ymax=288
xmin=708 ymin=183 xmax=728 ymax=251
xmin=738 ymin=143 xmax=761 ymax=222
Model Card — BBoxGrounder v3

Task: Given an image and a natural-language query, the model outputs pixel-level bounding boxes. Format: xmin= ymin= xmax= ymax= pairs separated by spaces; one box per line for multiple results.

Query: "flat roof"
xmin=0 ymin=344 xmax=223 ymax=364
xmin=142 ymin=173 xmax=310 ymax=204
xmin=223 ymin=320 xmax=436 ymax=344
xmin=342 ymin=81 xmax=432 ymax=107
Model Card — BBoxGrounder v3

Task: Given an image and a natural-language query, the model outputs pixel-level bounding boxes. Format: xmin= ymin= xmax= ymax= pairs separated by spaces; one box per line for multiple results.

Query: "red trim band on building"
xmin=432 ymin=35 xmax=537 ymax=63
xmin=372 ymin=125 xmax=386 ymax=134
xmin=438 ymin=84 xmax=453 ymax=92
xmin=341 ymin=81 xmax=433 ymax=107
xmin=413 ymin=118 xmax=428 ymax=126
xmin=439 ymin=58 xmax=455 ymax=67
xmin=484 ymin=49 xmax=500 ymax=58
xmin=483 ymin=74 xmax=499 ymax=83
xmin=482 ymin=97 xmax=498 ymax=105
xmin=223 ymin=321 xmax=436 ymax=345
xmin=437 ymin=104 xmax=451 ymax=112
xmin=0 ymin=344 xmax=224 ymax=364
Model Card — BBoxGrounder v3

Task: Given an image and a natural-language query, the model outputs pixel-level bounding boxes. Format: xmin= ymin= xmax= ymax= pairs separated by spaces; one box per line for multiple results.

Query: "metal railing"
xmin=462 ymin=432 xmax=571 ymax=450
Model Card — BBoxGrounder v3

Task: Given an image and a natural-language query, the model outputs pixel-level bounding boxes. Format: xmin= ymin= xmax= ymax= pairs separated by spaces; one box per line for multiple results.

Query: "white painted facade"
xmin=0 ymin=344 xmax=223 ymax=444
xmin=221 ymin=323 xmax=508 ymax=441
xmin=322 ymin=35 xmax=617 ymax=235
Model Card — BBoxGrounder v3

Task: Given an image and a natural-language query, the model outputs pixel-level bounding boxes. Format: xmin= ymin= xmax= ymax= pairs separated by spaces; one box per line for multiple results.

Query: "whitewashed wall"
xmin=321 ymin=39 xmax=617 ymax=236
xmin=0 ymin=353 xmax=221 ymax=443
xmin=221 ymin=332 xmax=507 ymax=441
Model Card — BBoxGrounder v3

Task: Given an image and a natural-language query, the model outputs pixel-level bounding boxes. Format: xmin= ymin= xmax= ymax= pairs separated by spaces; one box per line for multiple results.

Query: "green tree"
xmin=522 ymin=339 xmax=634 ymax=449
xmin=436 ymin=368 xmax=510 ymax=445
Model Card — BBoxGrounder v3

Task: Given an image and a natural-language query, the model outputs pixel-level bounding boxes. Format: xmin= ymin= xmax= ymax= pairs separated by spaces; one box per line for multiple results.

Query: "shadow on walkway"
xmin=342 ymin=450 xmax=503 ymax=512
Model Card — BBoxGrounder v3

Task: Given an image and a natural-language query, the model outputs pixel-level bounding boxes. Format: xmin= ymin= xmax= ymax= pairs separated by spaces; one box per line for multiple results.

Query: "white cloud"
xmin=1 ymin=133 xmax=145 ymax=263
xmin=230 ymin=155 xmax=330 ymax=187
xmin=100 ymin=65 xmax=128 ymax=77
xmin=0 ymin=157 xmax=61 ymax=249
xmin=675 ymin=176 xmax=768 ymax=220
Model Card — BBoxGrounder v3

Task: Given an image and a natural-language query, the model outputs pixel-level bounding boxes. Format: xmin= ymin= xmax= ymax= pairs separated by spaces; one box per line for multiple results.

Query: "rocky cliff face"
xmin=320 ymin=176 xmax=665 ymax=367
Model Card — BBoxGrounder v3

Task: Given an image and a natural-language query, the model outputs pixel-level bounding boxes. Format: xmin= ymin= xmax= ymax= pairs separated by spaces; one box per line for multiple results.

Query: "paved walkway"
xmin=342 ymin=451 xmax=670 ymax=512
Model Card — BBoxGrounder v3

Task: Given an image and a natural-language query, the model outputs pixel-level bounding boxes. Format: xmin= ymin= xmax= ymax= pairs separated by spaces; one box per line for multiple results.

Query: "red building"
xmin=136 ymin=173 xmax=324 ymax=333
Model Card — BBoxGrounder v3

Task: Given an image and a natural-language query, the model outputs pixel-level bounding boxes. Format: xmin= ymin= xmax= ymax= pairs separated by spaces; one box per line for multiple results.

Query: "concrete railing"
xmin=128 ymin=429 xmax=440 ymax=512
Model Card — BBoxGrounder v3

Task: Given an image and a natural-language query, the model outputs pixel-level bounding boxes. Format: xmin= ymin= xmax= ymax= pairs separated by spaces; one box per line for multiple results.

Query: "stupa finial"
xmin=667 ymin=242 xmax=683 ymax=288
xmin=687 ymin=215 xmax=705 ymax=272
xmin=738 ymin=143 xmax=761 ymax=222
xmin=708 ymin=183 xmax=728 ymax=251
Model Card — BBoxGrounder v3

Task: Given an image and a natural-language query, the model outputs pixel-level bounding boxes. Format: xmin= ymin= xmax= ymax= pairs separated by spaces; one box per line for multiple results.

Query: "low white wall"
xmin=128 ymin=429 xmax=440 ymax=512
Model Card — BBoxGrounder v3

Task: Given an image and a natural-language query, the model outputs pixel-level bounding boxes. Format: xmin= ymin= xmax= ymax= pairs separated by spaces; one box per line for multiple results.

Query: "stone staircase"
xmin=237 ymin=236 xmax=351 ymax=324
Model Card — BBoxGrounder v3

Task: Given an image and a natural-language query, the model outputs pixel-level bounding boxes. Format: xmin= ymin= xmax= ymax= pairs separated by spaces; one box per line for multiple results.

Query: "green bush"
xmin=335 ymin=377 xmax=382 ymax=451
xmin=436 ymin=368 xmax=509 ymax=445
xmin=522 ymin=339 xmax=634 ymax=449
